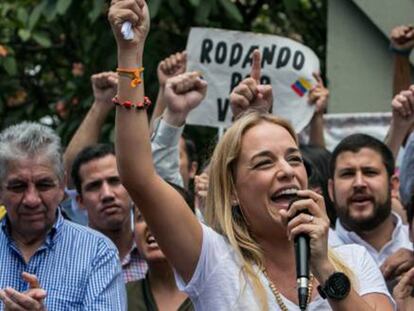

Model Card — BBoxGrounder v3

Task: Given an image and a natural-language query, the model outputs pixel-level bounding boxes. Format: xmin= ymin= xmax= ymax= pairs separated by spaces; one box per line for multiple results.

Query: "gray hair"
xmin=0 ymin=122 xmax=64 ymax=182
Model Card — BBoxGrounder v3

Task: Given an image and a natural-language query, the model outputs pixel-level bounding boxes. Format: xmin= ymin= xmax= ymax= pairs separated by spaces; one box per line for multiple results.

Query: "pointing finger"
xmin=250 ymin=49 xmax=261 ymax=82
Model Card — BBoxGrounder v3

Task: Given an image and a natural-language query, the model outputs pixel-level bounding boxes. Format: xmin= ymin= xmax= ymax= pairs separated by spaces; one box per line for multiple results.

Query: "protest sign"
xmin=185 ymin=27 xmax=320 ymax=132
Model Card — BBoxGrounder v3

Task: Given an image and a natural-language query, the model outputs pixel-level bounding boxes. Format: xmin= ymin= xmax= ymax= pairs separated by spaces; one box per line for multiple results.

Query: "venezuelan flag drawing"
xmin=291 ymin=78 xmax=312 ymax=97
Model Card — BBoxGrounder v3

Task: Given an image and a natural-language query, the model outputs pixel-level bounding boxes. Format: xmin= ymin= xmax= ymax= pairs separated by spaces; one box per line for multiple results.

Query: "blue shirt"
xmin=0 ymin=211 xmax=126 ymax=310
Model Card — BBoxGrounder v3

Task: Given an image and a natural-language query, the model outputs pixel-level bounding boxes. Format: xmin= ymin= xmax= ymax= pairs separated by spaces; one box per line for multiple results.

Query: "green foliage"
xmin=0 ymin=0 xmax=326 ymax=156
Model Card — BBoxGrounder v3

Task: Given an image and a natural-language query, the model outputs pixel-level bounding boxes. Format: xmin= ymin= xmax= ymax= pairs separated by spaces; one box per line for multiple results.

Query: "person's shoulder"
xmin=328 ymin=228 xmax=345 ymax=247
xmin=61 ymin=219 xmax=118 ymax=251
xmin=201 ymin=223 xmax=231 ymax=248
xmin=332 ymin=243 xmax=369 ymax=259
xmin=126 ymin=279 xmax=144 ymax=292
xmin=126 ymin=279 xmax=147 ymax=311
xmin=332 ymin=243 xmax=380 ymax=274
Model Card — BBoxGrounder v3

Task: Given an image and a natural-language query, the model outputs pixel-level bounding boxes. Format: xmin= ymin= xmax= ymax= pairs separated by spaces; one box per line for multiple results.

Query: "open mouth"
xmin=270 ymin=187 xmax=299 ymax=207
xmin=349 ymin=194 xmax=373 ymax=207
xmin=350 ymin=194 xmax=372 ymax=203
xmin=146 ymin=234 xmax=159 ymax=247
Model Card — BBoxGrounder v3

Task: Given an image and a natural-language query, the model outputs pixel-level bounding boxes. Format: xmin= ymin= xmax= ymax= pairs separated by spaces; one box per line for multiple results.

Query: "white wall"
xmin=327 ymin=0 xmax=414 ymax=113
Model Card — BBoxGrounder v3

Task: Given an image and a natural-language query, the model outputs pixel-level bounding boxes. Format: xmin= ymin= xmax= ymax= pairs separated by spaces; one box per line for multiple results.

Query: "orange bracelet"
xmin=116 ymin=67 xmax=144 ymax=88
xmin=112 ymin=96 xmax=152 ymax=110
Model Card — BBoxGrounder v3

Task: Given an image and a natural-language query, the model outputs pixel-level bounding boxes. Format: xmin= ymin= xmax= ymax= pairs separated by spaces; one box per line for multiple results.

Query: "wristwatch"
xmin=317 ymin=272 xmax=351 ymax=300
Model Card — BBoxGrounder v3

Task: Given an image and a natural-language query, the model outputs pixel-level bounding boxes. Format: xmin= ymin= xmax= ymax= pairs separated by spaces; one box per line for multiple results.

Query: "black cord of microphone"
xmin=289 ymin=197 xmax=310 ymax=311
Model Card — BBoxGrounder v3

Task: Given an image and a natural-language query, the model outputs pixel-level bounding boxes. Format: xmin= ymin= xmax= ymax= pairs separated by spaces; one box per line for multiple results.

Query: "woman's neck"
xmin=148 ymin=261 xmax=188 ymax=311
xmin=148 ymin=261 xmax=179 ymax=291
xmin=260 ymin=236 xmax=296 ymax=272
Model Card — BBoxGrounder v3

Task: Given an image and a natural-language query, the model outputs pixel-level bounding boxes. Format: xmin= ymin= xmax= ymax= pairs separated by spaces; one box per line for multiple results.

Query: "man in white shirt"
xmin=328 ymin=133 xmax=413 ymax=283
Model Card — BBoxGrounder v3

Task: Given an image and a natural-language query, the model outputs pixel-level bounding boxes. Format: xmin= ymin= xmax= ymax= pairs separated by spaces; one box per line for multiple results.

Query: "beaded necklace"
xmin=262 ymin=270 xmax=314 ymax=311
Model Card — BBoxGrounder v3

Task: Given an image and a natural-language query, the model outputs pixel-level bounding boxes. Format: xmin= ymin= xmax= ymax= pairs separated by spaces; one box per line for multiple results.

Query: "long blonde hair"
xmin=205 ymin=111 xmax=354 ymax=310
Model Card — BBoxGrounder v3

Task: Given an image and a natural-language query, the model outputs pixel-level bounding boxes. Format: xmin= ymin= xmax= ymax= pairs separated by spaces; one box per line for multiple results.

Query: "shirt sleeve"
xmin=174 ymin=224 xmax=231 ymax=297
xmin=338 ymin=245 xmax=396 ymax=309
xmin=83 ymin=239 xmax=127 ymax=311
xmin=151 ymin=117 xmax=184 ymax=187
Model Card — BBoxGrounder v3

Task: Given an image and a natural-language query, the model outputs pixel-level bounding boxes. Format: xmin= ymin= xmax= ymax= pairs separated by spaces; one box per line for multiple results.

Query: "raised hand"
xmin=158 ymin=51 xmax=187 ymax=87
xmin=381 ymin=248 xmax=414 ymax=281
xmin=91 ymin=71 xmax=118 ymax=106
xmin=391 ymin=85 xmax=414 ymax=132
xmin=390 ymin=25 xmax=414 ymax=52
xmin=108 ymin=0 xmax=150 ymax=52
xmin=308 ymin=72 xmax=329 ymax=114
xmin=195 ymin=172 xmax=209 ymax=199
xmin=0 ymin=273 xmax=47 ymax=311
xmin=393 ymin=267 xmax=414 ymax=311
xmin=163 ymin=72 xmax=208 ymax=126
xmin=194 ymin=171 xmax=209 ymax=212
xmin=230 ymin=49 xmax=273 ymax=119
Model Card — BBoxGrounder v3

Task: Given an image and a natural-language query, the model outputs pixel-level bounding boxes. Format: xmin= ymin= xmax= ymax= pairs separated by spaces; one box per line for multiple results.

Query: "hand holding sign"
xmin=229 ymin=49 xmax=273 ymax=120
xmin=163 ymin=72 xmax=208 ymax=126
xmin=308 ymin=72 xmax=329 ymax=115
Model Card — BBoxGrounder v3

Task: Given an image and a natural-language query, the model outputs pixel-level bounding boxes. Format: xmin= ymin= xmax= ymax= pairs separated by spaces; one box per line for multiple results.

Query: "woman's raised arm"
xmin=109 ymin=0 xmax=205 ymax=282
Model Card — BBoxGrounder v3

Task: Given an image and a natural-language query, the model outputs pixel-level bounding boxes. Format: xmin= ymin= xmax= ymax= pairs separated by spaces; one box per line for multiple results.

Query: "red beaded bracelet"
xmin=112 ymin=96 xmax=152 ymax=110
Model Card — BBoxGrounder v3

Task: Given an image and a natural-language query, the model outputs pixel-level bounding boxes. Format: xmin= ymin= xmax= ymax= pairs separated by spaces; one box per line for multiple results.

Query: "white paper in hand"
xmin=121 ymin=22 xmax=134 ymax=40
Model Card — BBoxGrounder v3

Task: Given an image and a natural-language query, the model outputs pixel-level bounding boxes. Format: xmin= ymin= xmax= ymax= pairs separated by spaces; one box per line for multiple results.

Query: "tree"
xmin=0 ymin=0 xmax=326 ymax=149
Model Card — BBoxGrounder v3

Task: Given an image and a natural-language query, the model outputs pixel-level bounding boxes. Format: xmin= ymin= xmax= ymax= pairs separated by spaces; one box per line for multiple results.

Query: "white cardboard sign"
xmin=185 ymin=27 xmax=320 ymax=132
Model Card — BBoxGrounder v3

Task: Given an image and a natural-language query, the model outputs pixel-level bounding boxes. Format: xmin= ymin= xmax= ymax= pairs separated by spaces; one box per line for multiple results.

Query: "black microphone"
xmin=288 ymin=196 xmax=310 ymax=311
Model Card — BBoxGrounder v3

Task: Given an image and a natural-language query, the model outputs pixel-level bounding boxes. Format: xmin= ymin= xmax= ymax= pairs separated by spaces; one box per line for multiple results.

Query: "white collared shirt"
xmin=333 ymin=212 xmax=413 ymax=266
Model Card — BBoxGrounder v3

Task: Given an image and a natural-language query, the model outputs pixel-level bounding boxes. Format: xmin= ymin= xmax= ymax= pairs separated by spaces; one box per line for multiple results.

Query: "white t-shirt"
xmin=175 ymin=224 xmax=394 ymax=311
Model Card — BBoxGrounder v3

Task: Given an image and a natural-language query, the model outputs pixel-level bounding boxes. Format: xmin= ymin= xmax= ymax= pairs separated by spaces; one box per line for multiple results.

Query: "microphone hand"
xmin=288 ymin=196 xmax=311 ymax=311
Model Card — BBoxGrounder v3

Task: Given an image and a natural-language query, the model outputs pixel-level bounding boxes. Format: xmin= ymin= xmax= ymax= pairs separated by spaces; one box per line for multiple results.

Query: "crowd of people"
xmin=0 ymin=0 xmax=414 ymax=310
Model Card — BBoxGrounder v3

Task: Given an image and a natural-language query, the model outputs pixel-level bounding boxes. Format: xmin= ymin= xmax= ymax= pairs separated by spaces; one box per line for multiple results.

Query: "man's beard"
xmin=335 ymin=193 xmax=392 ymax=233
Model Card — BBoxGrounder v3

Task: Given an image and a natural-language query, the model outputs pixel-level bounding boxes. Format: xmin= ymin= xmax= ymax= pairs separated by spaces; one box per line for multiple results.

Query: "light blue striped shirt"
xmin=0 ymin=210 xmax=126 ymax=310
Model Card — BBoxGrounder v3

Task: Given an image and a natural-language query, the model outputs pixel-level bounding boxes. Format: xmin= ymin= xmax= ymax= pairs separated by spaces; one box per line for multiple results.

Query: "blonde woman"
xmin=108 ymin=0 xmax=394 ymax=310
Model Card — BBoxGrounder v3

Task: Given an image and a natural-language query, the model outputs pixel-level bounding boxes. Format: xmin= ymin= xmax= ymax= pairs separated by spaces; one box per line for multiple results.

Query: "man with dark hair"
xmin=328 ymin=133 xmax=412 ymax=278
xmin=0 ymin=122 xmax=125 ymax=310
xmin=71 ymin=143 xmax=147 ymax=283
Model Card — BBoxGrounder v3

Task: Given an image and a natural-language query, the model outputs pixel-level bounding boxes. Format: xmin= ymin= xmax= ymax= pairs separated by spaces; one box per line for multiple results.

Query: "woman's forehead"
xmin=240 ymin=122 xmax=297 ymax=153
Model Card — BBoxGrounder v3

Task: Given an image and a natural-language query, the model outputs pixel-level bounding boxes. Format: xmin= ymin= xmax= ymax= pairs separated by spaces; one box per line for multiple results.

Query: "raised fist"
xmin=391 ymin=85 xmax=414 ymax=132
xmin=158 ymin=51 xmax=187 ymax=87
xmin=91 ymin=71 xmax=118 ymax=105
xmin=390 ymin=25 xmax=414 ymax=52
xmin=163 ymin=72 xmax=208 ymax=126
xmin=108 ymin=0 xmax=150 ymax=50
